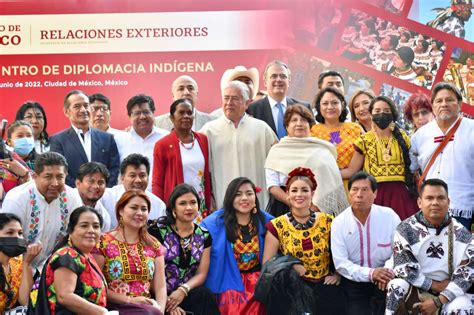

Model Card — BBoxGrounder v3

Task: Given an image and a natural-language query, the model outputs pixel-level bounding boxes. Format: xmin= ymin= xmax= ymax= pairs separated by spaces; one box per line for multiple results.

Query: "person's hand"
xmin=431 ymin=279 xmax=449 ymax=293
xmin=375 ymin=280 xmax=388 ymax=291
xmin=0 ymin=159 xmax=28 ymax=177
xmin=168 ymin=306 xmax=186 ymax=315
xmin=24 ymin=242 xmax=42 ymax=265
xmin=416 ymin=298 xmax=438 ymax=315
xmin=324 ymin=273 xmax=340 ymax=285
xmin=166 ymin=289 xmax=186 ymax=311
xmin=130 ymin=296 xmax=155 ymax=305
xmin=372 ymin=268 xmax=394 ymax=284
xmin=292 ymin=264 xmax=307 ymax=277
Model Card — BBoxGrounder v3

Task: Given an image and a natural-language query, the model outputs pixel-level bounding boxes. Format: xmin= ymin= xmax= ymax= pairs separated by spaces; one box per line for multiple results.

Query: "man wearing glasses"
xmin=50 ymin=90 xmax=120 ymax=187
xmin=116 ymin=94 xmax=169 ymax=191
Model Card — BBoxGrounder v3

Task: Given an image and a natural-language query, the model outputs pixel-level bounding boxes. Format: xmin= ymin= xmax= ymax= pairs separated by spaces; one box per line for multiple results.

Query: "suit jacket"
xmin=151 ymin=130 xmax=212 ymax=210
xmin=154 ymin=109 xmax=215 ymax=131
xmin=247 ymin=97 xmax=311 ymax=135
xmin=50 ymin=127 xmax=120 ymax=187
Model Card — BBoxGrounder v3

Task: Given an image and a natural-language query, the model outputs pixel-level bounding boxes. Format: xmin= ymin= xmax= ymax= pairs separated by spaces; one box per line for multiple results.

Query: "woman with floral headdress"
xmin=262 ymin=167 xmax=344 ymax=315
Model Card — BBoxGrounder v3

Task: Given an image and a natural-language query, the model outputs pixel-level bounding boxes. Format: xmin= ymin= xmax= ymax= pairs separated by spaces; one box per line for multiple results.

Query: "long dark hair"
xmin=158 ymin=183 xmax=201 ymax=226
xmin=15 ymin=101 xmax=49 ymax=146
xmin=370 ymin=96 xmax=417 ymax=197
xmin=54 ymin=206 xmax=103 ymax=251
xmin=0 ymin=213 xmax=23 ymax=305
xmin=222 ymin=177 xmax=266 ymax=243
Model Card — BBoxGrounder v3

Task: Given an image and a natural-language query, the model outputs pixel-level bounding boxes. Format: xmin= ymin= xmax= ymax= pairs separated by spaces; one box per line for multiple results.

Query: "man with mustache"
xmin=410 ymin=82 xmax=474 ymax=230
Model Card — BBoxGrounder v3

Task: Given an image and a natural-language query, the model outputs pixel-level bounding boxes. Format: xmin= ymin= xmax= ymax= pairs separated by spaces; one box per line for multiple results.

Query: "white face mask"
xmin=13 ymin=137 xmax=35 ymax=156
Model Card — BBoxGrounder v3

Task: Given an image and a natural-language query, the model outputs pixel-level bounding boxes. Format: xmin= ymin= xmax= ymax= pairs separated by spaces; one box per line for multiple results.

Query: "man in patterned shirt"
xmin=427 ymin=0 xmax=472 ymax=39
xmin=385 ymin=179 xmax=473 ymax=314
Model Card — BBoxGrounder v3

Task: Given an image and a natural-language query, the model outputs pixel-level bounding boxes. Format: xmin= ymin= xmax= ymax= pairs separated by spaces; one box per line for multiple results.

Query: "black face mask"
xmin=0 ymin=237 xmax=27 ymax=257
xmin=372 ymin=113 xmax=393 ymax=130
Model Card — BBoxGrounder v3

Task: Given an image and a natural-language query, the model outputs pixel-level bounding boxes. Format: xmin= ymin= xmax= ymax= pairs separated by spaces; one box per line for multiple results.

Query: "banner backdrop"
xmin=1 ymin=0 xmax=473 ymax=133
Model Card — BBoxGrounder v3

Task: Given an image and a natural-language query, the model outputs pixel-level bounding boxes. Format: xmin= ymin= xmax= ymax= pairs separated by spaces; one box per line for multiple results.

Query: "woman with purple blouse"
xmin=148 ymin=184 xmax=220 ymax=315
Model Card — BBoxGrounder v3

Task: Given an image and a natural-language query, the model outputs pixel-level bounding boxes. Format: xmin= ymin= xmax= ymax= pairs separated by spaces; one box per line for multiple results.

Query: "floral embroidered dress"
xmin=38 ymin=247 xmax=107 ymax=314
xmin=0 ymin=256 xmax=23 ymax=312
xmin=97 ymin=232 xmax=164 ymax=297
xmin=148 ymin=223 xmax=211 ymax=294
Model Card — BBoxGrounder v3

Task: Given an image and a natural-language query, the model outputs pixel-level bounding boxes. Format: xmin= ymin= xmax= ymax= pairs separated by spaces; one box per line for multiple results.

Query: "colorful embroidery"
xmin=233 ymin=233 xmax=260 ymax=271
xmin=0 ymin=256 xmax=23 ymax=312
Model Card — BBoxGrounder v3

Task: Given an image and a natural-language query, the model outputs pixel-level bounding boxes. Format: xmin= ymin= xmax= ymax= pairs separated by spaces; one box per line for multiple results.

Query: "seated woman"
xmin=200 ymin=177 xmax=273 ymax=315
xmin=0 ymin=213 xmax=41 ymax=314
xmin=148 ymin=184 xmax=219 ymax=315
xmin=348 ymin=89 xmax=375 ymax=133
xmin=15 ymin=101 xmax=50 ymax=154
xmin=94 ymin=190 xmax=166 ymax=314
xmin=152 ymin=98 xmax=212 ymax=222
xmin=6 ymin=120 xmax=37 ymax=171
xmin=32 ymin=206 xmax=109 ymax=314
xmin=262 ymin=167 xmax=344 ymax=315
xmin=265 ymin=104 xmax=348 ymax=217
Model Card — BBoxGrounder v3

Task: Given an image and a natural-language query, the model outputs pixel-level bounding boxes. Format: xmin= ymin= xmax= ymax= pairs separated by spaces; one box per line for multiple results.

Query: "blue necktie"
xmin=276 ymin=102 xmax=287 ymax=139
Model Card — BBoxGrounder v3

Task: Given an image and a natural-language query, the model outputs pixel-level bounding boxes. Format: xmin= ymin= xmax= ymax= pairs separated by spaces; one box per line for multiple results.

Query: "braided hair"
xmin=370 ymin=96 xmax=417 ymax=197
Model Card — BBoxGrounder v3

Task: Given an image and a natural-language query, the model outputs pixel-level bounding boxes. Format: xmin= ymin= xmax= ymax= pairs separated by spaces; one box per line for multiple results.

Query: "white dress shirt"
xmin=331 ymin=204 xmax=400 ymax=282
xmin=71 ymin=125 xmax=92 ymax=162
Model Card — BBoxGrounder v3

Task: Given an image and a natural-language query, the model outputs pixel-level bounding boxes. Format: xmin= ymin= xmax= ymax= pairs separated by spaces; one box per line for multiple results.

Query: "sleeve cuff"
xmin=420 ymin=277 xmax=433 ymax=292
xmin=369 ymin=268 xmax=374 ymax=282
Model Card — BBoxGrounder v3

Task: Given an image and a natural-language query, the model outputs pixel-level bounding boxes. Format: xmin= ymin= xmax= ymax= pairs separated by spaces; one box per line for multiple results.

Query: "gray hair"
xmin=222 ymin=80 xmax=250 ymax=102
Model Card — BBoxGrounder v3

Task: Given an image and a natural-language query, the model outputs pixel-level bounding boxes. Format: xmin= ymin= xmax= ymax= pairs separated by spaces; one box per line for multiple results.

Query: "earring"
xmin=119 ymin=217 xmax=124 ymax=228
xmin=172 ymin=211 xmax=176 ymax=219
xmin=252 ymin=207 xmax=257 ymax=214
xmin=390 ymin=121 xmax=395 ymax=131
xmin=68 ymin=236 xmax=73 ymax=247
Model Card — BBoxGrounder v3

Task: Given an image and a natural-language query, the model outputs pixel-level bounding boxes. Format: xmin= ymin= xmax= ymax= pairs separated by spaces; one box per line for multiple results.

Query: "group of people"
xmin=0 ymin=59 xmax=472 ymax=314
xmin=341 ymin=11 xmax=445 ymax=87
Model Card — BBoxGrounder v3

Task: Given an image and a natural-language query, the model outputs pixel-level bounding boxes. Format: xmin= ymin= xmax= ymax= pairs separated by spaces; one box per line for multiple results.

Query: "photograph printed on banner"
xmin=408 ymin=0 xmax=474 ymax=41
xmin=360 ymin=0 xmax=408 ymax=15
xmin=280 ymin=51 xmax=375 ymax=113
xmin=442 ymin=47 xmax=474 ymax=105
xmin=379 ymin=83 xmax=413 ymax=131
xmin=337 ymin=10 xmax=446 ymax=89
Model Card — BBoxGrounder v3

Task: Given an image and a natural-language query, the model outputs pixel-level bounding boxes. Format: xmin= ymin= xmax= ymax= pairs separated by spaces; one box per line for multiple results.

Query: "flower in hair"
xmin=255 ymin=186 xmax=262 ymax=193
xmin=286 ymin=167 xmax=317 ymax=190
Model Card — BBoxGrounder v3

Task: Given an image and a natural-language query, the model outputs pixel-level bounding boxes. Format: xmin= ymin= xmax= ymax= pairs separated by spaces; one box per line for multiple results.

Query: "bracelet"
xmin=177 ymin=286 xmax=189 ymax=297
xmin=432 ymin=297 xmax=442 ymax=308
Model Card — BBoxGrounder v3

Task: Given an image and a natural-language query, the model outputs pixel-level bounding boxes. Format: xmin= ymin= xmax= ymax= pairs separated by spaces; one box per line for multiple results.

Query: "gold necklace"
xmin=374 ymin=132 xmax=393 ymax=163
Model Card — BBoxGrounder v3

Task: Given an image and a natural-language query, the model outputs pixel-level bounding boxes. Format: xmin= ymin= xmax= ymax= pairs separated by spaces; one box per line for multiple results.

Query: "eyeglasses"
xmin=130 ymin=110 xmax=153 ymax=118
xmin=90 ymin=105 xmax=110 ymax=113
xmin=24 ymin=114 xmax=44 ymax=121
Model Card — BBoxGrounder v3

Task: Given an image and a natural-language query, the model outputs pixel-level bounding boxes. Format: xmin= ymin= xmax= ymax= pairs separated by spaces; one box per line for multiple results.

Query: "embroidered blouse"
xmin=96 ymin=232 xmax=164 ymax=298
xmin=266 ymin=213 xmax=333 ymax=280
xmin=43 ymin=247 xmax=107 ymax=314
xmin=148 ymin=222 xmax=211 ymax=294
xmin=0 ymin=256 xmax=23 ymax=312
xmin=311 ymin=122 xmax=362 ymax=169
xmin=353 ymin=130 xmax=410 ymax=183
xmin=233 ymin=225 xmax=260 ymax=272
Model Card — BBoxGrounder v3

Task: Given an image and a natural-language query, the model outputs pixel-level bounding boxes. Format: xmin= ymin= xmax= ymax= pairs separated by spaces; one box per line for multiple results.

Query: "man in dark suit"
xmin=50 ymin=90 xmax=120 ymax=187
xmin=247 ymin=60 xmax=310 ymax=139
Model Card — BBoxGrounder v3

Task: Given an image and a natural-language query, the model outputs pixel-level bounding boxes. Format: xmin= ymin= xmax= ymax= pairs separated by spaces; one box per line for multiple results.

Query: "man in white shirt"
xmin=74 ymin=162 xmax=111 ymax=232
xmin=114 ymin=94 xmax=169 ymax=190
xmin=410 ymin=82 xmax=474 ymax=230
xmin=331 ymin=171 xmax=400 ymax=315
xmin=2 ymin=152 xmax=83 ymax=270
xmin=50 ymin=90 xmax=120 ymax=187
xmin=100 ymin=153 xmax=166 ymax=228
xmin=154 ymin=75 xmax=215 ymax=131
xmin=200 ymin=80 xmax=278 ymax=208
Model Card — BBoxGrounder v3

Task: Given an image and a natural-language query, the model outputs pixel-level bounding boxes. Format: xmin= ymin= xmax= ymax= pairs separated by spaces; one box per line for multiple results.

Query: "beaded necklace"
xmin=288 ymin=210 xmax=316 ymax=230
xmin=179 ymin=133 xmax=195 ymax=150
xmin=28 ymin=188 xmax=69 ymax=243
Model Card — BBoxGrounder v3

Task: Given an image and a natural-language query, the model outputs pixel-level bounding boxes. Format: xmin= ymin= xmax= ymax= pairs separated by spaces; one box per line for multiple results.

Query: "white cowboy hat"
xmin=220 ymin=66 xmax=259 ymax=99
